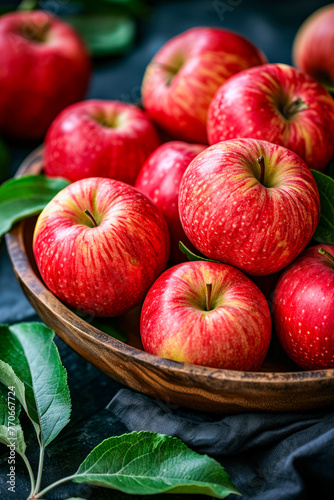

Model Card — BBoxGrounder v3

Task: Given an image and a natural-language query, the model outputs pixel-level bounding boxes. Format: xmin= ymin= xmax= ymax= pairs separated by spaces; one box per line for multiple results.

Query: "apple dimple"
xmin=20 ymin=20 xmax=51 ymax=43
xmin=92 ymin=110 xmax=126 ymax=129
xmin=140 ymin=260 xmax=271 ymax=370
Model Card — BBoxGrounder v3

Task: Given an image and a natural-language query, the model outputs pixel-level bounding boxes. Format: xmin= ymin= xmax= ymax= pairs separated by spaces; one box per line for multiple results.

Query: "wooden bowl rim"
xmin=5 ymin=145 xmax=334 ymax=390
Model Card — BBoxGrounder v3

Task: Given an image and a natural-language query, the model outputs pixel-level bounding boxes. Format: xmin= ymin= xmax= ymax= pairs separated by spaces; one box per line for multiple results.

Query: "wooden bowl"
xmin=5 ymin=147 xmax=334 ymax=414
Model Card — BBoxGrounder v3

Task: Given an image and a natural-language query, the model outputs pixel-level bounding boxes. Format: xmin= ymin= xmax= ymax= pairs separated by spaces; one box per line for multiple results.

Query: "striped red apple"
xmin=273 ymin=245 xmax=334 ymax=370
xmin=179 ymin=139 xmax=320 ymax=276
xmin=207 ymin=63 xmax=334 ymax=171
xmin=135 ymin=141 xmax=206 ymax=263
xmin=33 ymin=177 xmax=170 ymax=317
xmin=0 ymin=10 xmax=91 ymax=141
xmin=142 ymin=27 xmax=267 ymax=143
xmin=140 ymin=261 xmax=271 ymax=370
xmin=44 ymin=100 xmax=160 ymax=185
xmin=293 ymin=4 xmax=334 ymax=90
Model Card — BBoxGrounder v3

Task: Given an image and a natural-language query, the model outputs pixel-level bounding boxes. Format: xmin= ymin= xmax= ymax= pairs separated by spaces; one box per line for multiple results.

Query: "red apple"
xmin=293 ymin=4 xmax=334 ymax=90
xmin=273 ymin=245 xmax=334 ymax=370
xmin=135 ymin=141 xmax=206 ymax=263
xmin=44 ymin=100 xmax=161 ymax=185
xmin=142 ymin=27 xmax=267 ymax=144
xmin=33 ymin=177 xmax=170 ymax=317
xmin=179 ymin=139 xmax=320 ymax=276
xmin=140 ymin=261 xmax=271 ymax=370
xmin=207 ymin=63 xmax=334 ymax=171
xmin=0 ymin=10 xmax=91 ymax=141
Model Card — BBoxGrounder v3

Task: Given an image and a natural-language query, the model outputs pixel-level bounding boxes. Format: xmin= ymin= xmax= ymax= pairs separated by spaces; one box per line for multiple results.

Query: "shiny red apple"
xmin=135 ymin=141 xmax=206 ymax=263
xmin=0 ymin=10 xmax=91 ymax=141
xmin=140 ymin=261 xmax=271 ymax=370
xmin=273 ymin=245 xmax=334 ymax=370
xmin=293 ymin=4 xmax=334 ymax=90
xmin=44 ymin=100 xmax=161 ymax=185
xmin=207 ymin=63 xmax=334 ymax=171
xmin=179 ymin=139 xmax=320 ymax=276
xmin=33 ymin=177 xmax=170 ymax=317
xmin=142 ymin=27 xmax=267 ymax=144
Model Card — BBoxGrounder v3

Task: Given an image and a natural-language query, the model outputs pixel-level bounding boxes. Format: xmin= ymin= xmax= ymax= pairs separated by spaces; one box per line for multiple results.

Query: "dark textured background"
xmin=1 ymin=1 xmax=333 ymax=499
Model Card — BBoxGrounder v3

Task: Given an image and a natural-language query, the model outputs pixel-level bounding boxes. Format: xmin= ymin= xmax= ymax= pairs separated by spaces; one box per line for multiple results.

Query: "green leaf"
xmin=64 ymin=13 xmax=136 ymax=57
xmin=311 ymin=170 xmax=334 ymax=244
xmin=92 ymin=318 xmax=127 ymax=342
xmin=72 ymin=431 xmax=239 ymax=498
xmin=0 ymin=383 xmax=26 ymax=456
xmin=78 ymin=0 xmax=150 ymax=18
xmin=0 ymin=361 xmax=29 ymax=421
xmin=75 ymin=313 xmax=127 ymax=342
xmin=0 ymin=174 xmax=70 ymax=237
xmin=0 ymin=137 xmax=10 ymax=184
xmin=0 ymin=323 xmax=71 ymax=447
xmin=328 ymin=158 xmax=334 ymax=180
xmin=179 ymin=241 xmax=221 ymax=263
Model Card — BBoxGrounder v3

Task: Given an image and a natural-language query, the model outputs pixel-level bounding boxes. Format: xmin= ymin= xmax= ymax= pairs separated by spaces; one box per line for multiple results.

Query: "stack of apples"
xmin=6 ymin=8 xmax=332 ymax=372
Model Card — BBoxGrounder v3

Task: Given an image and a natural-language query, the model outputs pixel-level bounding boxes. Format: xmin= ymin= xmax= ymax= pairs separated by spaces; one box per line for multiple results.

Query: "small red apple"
xmin=135 ymin=141 xmax=206 ymax=263
xmin=142 ymin=27 xmax=267 ymax=143
xmin=179 ymin=139 xmax=320 ymax=276
xmin=293 ymin=4 xmax=334 ymax=90
xmin=207 ymin=63 xmax=334 ymax=171
xmin=33 ymin=177 xmax=170 ymax=317
xmin=140 ymin=261 xmax=271 ymax=370
xmin=44 ymin=100 xmax=161 ymax=185
xmin=0 ymin=10 xmax=91 ymax=141
xmin=273 ymin=245 xmax=334 ymax=370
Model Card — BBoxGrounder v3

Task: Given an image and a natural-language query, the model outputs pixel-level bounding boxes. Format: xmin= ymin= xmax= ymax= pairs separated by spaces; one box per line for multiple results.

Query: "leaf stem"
xmin=33 ymin=445 xmax=44 ymax=496
xmin=34 ymin=475 xmax=75 ymax=498
xmin=20 ymin=453 xmax=35 ymax=498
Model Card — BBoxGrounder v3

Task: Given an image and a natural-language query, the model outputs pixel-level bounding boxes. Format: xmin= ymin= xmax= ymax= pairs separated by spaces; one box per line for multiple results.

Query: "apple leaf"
xmin=0 ymin=136 xmax=10 ymax=184
xmin=0 ymin=323 xmax=71 ymax=447
xmin=328 ymin=158 xmax=334 ymax=180
xmin=77 ymin=0 xmax=150 ymax=18
xmin=0 ymin=383 xmax=26 ymax=457
xmin=0 ymin=174 xmax=70 ymax=237
xmin=74 ymin=313 xmax=127 ymax=342
xmin=91 ymin=318 xmax=127 ymax=342
xmin=72 ymin=431 xmax=239 ymax=498
xmin=64 ymin=13 xmax=136 ymax=57
xmin=179 ymin=241 xmax=221 ymax=263
xmin=311 ymin=170 xmax=334 ymax=244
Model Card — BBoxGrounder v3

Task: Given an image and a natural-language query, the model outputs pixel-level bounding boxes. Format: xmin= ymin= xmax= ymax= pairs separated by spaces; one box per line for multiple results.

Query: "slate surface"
xmin=0 ymin=1 xmax=333 ymax=499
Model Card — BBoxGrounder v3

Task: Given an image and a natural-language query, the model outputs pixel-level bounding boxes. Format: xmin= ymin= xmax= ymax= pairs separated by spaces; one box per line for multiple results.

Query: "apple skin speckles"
xmin=207 ymin=63 xmax=334 ymax=171
xmin=179 ymin=138 xmax=320 ymax=276
xmin=33 ymin=177 xmax=170 ymax=317
xmin=273 ymin=244 xmax=334 ymax=370
xmin=44 ymin=100 xmax=160 ymax=186
xmin=141 ymin=260 xmax=271 ymax=370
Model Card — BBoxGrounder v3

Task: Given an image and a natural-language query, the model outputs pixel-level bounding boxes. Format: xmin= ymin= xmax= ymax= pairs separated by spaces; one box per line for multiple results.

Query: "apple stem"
xmin=152 ymin=61 xmax=179 ymax=74
xmin=284 ymin=97 xmax=308 ymax=117
xmin=318 ymin=247 xmax=334 ymax=264
xmin=84 ymin=209 xmax=97 ymax=228
xmin=205 ymin=283 xmax=212 ymax=311
xmin=257 ymin=156 xmax=265 ymax=185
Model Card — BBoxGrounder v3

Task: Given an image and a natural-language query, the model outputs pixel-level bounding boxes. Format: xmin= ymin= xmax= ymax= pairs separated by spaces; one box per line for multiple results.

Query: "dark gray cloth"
xmin=108 ymin=389 xmax=334 ymax=500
